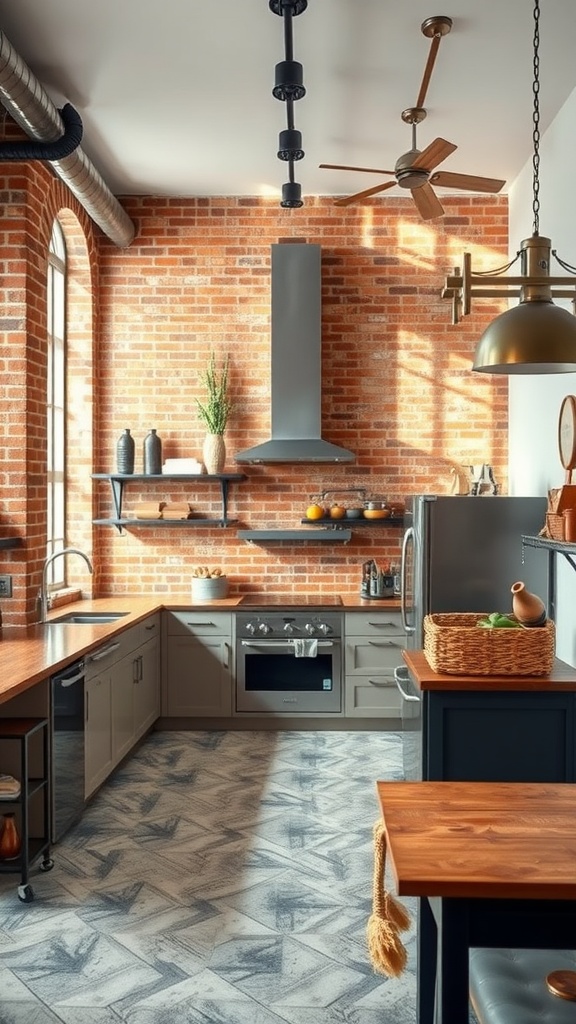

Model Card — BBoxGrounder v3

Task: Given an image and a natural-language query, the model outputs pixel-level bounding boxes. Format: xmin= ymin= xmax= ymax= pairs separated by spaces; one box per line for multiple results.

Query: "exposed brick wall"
xmin=95 ymin=194 xmax=508 ymax=600
xmin=0 ymin=161 xmax=98 ymax=624
xmin=0 ymin=167 xmax=509 ymax=619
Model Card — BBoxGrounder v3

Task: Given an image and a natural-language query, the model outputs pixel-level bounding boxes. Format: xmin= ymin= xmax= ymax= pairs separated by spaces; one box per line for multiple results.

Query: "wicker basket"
xmin=545 ymin=513 xmax=565 ymax=541
xmin=423 ymin=613 xmax=555 ymax=676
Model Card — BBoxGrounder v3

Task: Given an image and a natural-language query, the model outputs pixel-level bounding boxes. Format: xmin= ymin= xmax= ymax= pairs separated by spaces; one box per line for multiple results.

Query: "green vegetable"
xmin=476 ymin=613 xmax=521 ymax=630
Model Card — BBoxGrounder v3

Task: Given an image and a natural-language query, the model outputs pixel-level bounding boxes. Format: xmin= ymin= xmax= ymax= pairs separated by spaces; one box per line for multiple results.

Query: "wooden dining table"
xmin=376 ymin=780 xmax=576 ymax=1024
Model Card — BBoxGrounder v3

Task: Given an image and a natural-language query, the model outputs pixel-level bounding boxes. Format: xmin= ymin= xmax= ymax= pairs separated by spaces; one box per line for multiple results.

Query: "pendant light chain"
xmin=532 ymin=0 xmax=541 ymax=236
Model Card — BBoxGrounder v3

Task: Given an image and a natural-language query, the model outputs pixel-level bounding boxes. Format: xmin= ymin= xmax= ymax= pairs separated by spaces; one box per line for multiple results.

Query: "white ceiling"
xmin=0 ymin=0 xmax=574 ymax=204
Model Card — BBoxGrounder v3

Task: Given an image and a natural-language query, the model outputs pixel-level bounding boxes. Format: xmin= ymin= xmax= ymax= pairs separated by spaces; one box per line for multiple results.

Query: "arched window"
xmin=46 ymin=219 xmax=66 ymax=589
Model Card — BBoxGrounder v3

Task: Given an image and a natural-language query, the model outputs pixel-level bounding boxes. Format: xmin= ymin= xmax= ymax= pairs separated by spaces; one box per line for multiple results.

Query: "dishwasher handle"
xmin=52 ymin=661 xmax=85 ymax=687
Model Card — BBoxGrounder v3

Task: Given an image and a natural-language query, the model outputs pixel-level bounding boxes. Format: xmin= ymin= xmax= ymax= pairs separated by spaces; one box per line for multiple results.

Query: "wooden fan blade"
xmin=430 ymin=170 xmax=506 ymax=193
xmin=412 ymin=138 xmax=457 ymax=172
xmin=320 ymin=163 xmax=396 ymax=176
xmin=411 ymin=182 xmax=445 ymax=221
xmin=334 ymin=180 xmax=397 ymax=206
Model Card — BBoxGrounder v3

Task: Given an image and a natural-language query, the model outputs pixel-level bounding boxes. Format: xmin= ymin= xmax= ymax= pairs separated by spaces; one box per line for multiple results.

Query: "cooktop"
xmin=239 ymin=594 xmax=343 ymax=607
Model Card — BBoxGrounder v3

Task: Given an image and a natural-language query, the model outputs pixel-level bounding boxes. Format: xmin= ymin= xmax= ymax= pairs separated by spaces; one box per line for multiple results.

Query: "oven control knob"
xmin=258 ymin=621 xmax=272 ymax=635
xmin=284 ymin=622 xmax=296 ymax=635
xmin=304 ymin=622 xmax=317 ymax=635
xmin=317 ymin=622 xmax=332 ymax=635
xmin=245 ymin=620 xmax=258 ymax=635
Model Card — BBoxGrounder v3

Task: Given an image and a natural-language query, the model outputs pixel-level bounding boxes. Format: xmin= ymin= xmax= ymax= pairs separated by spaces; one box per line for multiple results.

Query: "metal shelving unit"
xmin=0 ymin=718 xmax=53 ymax=902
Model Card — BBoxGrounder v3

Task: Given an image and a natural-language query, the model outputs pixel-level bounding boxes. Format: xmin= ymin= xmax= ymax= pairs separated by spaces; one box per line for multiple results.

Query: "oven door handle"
xmin=240 ymin=640 xmax=336 ymax=649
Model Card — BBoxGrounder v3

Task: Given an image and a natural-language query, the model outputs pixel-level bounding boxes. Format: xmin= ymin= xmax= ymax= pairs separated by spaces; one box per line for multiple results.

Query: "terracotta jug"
xmin=510 ymin=581 xmax=546 ymax=627
xmin=0 ymin=812 xmax=21 ymax=859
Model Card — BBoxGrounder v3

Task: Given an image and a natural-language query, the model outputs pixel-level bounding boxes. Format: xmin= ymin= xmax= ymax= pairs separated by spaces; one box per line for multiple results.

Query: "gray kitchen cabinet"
xmin=85 ymin=668 xmax=113 ymax=798
xmin=344 ymin=610 xmax=405 ymax=718
xmin=85 ymin=614 xmax=161 ymax=795
xmin=133 ymin=631 xmax=161 ymax=740
xmin=112 ymin=615 xmax=161 ymax=763
xmin=163 ymin=610 xmax=233 ymax=717
xmin=111 ymin=651 xmax=135 ymax=764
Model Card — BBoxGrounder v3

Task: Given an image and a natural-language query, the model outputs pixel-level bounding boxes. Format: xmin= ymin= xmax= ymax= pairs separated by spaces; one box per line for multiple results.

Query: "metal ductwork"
xmin=0 ymin=30 xmax=135 ymax=248
xmin=235 ymin=243 xmax=356 ymax=464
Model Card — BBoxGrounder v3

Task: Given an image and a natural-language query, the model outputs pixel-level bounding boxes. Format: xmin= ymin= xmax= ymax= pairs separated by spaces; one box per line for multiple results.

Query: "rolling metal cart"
xmin=0 ymin=718 xmax=53 ymax=902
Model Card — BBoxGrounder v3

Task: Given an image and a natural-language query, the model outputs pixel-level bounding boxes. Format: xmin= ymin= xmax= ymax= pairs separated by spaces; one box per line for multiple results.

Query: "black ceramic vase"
xmin=116 ymin=429 xmax=135 ymax=474
xmin=143 ymin=429 xmax=162 ymax=475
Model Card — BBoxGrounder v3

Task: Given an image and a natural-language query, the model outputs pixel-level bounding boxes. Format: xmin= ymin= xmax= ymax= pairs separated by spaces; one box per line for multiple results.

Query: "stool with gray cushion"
xmin=470 ymin=949 xmax=576 ymax=1024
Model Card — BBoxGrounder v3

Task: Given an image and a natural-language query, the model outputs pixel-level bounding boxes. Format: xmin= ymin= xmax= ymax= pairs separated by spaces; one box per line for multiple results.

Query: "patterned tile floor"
xmin=0 ymin=730 xmax=419 ymax=1024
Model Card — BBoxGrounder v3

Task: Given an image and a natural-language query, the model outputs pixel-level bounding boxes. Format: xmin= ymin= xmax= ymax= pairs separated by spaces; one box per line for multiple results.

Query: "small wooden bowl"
xmin=363 ymin=509 xmax=391 ymax=520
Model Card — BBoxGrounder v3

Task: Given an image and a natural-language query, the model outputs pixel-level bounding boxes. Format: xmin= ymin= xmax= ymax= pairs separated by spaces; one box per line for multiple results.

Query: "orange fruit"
xmin=329 ymin=505 xmax=346 ymax=519
xmin=306 ymin=504 xmax=325 ymax=520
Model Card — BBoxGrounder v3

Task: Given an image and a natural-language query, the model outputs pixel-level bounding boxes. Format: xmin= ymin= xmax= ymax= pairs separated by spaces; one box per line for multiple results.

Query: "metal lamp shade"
xmin=473 ymin=300 xmax=576 ymax=374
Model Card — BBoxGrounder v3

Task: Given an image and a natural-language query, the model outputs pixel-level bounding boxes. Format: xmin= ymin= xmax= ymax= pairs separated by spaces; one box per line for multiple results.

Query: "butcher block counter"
xmin=0 ymin=591 xmax=394 ymax=705
xmin=403 ymin=648 xmax=576 ymax=691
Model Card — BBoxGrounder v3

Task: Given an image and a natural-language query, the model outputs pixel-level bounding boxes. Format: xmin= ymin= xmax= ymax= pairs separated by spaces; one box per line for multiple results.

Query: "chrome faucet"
xmin=38 ymin=547 xmax=93 ymax=622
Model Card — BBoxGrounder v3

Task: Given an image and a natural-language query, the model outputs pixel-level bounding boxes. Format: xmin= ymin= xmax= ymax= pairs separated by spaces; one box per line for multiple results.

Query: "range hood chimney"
xmin=235 ymin=243 xmax=355 ymax=464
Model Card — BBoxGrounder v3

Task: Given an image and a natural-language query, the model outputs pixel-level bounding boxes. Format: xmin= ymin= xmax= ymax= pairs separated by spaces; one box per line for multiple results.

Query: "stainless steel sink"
xmin=49 ymin=611 xmax=129 ymax=624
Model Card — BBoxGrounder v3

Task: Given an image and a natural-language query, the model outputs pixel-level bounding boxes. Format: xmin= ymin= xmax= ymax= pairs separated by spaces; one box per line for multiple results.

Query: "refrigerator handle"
xmin=401 ymin=526 xmax=415 ymax=634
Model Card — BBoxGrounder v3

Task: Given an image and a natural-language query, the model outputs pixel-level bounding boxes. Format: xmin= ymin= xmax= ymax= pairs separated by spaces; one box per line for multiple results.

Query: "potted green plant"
xmin=196 ymin=351 xmax=233 ymax=474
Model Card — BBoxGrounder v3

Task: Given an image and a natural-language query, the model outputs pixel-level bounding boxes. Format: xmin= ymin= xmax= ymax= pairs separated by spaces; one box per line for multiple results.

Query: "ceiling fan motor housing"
xmin=395 ymin=150 xmax=429 ymax=189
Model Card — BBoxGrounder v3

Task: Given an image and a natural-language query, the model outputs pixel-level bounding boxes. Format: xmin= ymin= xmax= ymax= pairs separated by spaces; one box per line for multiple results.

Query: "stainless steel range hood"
xmin=234 ymin=243 xmax=355 ymax=464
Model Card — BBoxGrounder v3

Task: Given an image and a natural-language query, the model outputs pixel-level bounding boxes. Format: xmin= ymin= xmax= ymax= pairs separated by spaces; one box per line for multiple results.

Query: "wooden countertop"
xmin=403 ymin=648 xmax=576 ymax=691
xmin=376 ymin=780 xmax=576 ymax=900
xmin=0 ymin=592 xmax=400 ymax=706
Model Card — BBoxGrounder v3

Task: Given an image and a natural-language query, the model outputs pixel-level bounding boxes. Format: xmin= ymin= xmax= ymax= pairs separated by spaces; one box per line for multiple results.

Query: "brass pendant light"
xmin=442 ymin=0 xmax=576 ymax=374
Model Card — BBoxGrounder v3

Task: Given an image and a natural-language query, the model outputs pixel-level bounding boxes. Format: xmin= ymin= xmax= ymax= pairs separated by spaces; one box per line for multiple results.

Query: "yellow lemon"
xmin=306 ymin=504 xmax=325 ymax=520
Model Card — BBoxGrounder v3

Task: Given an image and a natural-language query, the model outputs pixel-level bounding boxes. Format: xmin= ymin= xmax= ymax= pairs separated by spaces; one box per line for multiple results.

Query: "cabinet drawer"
xmin=134 ymin=613 xmax=161 ymax=648
xmin=346 ymin=636 xmax=406 ymax=674
xmin=345 ymin=678 xmax=402 ymax=718
xmin=166 ymin=610 xmax=232 ymax=637
xmin=345 ymin=611 xmax=404 ymax=637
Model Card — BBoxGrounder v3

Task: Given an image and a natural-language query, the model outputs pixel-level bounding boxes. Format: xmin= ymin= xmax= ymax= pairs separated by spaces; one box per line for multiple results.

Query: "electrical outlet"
xmin=0 ymin=575 xmax=13 ymax=598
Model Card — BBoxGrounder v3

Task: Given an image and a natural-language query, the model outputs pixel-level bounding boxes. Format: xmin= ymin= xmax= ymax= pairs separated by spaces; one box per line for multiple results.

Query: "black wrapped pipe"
xmin=0 ymin=102 xmax=83 ymax=161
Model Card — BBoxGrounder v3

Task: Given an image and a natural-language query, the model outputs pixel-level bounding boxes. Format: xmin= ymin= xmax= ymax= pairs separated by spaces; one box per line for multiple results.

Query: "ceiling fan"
xmin=320 ymin=15 xmax=506 ymax=220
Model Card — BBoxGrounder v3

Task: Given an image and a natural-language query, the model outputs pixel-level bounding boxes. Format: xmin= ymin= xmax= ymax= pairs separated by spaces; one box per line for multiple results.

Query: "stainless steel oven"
xmin=236 ymin=610 xmax=342 ymax=713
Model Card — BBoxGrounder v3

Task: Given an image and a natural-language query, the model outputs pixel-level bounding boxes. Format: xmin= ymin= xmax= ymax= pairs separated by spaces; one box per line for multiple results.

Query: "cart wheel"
xmin=17 ymin=884 xmax=34 ymax=903
xmin=40 ymin=858 xmax=54 ymax=872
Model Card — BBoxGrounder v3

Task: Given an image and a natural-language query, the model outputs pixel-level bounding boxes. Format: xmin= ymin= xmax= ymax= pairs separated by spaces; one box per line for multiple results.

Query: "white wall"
xmin=508 ymin=86 xmax=576 ymax=665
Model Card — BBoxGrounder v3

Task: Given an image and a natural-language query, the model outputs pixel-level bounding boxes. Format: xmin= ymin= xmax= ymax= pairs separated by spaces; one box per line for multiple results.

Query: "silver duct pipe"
xmin=0 ymin=30 xmax=135 ymax=248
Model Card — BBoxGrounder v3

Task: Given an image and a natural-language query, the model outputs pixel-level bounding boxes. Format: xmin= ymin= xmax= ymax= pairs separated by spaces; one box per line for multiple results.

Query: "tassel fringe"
xmin=366 ymin=819 xmax=411 ymax=977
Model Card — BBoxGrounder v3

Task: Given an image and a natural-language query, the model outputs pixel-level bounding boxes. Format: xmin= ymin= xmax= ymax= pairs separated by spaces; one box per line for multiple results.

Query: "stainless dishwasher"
xmin=50 ymin=658 xmax=85 ymax=842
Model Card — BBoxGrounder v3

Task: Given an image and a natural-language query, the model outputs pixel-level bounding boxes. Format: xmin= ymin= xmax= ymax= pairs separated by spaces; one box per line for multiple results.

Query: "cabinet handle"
xmin=223 ymin=642 xmax=229 ymax=670
xmin=368 ymin=640 xmax=402 ymax=647
xmin=186 ymin=621 xmax=216 ymax=627
xmin=368 ymin=679 xmax=391 ymax=688
xmin=144 ymin=623 xmax=156 ymax=632
xmin=133 ymin=655 xmax=143 ymax=683
xmin=138 ymin=655 xmax=143 ymax=681
xmin=86 ymin=692 xmax=89 ymax=722
xmin=368 ymin=621 xmax=399 ymax=628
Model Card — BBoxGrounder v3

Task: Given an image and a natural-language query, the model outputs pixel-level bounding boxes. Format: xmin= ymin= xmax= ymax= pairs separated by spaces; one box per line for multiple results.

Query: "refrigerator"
xmin=400 ymin=494 xmax=549 ymax=650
